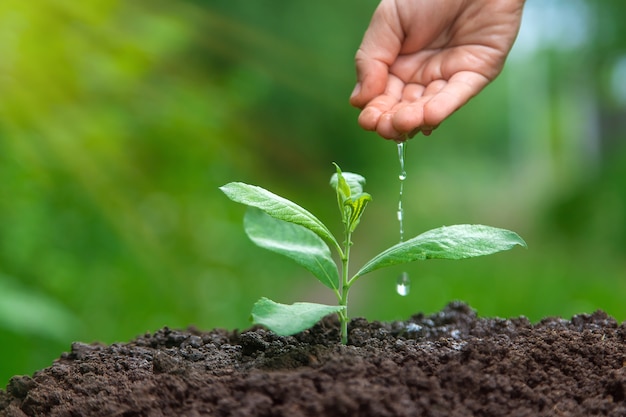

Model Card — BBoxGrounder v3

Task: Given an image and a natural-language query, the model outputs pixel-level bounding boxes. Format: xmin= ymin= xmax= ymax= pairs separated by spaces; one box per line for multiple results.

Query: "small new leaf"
xmin=331 ymin=163 xmax=352 ymax=208
xmin=345 ymin=193 xmax=372 ymax=233
xmin=330 ymin=164 xmax=367 ymax=200
xmin=251 ymin=297 xmax=345 ymax=336
xmin=244 ymin=208 xmax=339 ymax=290
xmin=330 ymin=165 xmax=371 ymax=233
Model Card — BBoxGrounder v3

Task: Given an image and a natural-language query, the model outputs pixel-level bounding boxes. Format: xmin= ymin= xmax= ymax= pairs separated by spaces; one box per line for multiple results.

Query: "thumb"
xmin=350 ymin=53 xmax=389 ymax=109
xmin=350 ymin=1 xmax=402 ymax=109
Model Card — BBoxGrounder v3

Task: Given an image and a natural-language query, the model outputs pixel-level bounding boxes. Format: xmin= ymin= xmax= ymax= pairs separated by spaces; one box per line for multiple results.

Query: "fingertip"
xmin=349 ymin=81 xmax=369 ymax=109
xmin=422 ymin=100 xmax=450 ymax=128
xmin=392 ymin=104 xmax=424 ymax=134
xmin=352 ymin=56 xmax=389 ymax=108
xmin=376 ymin=112 xmax=401 ymax=140
xmin=422 ymin=74 xmax=488 ymax=127
xmin=407 ymin=127 xmax=421 ymax=139
xmin=349 ymin=83 xmax=362 ymax=105
xmin=357 ymin=106 xmax=381 ymax=131
xmin=349 ymin=84 xmax=368 ymax=109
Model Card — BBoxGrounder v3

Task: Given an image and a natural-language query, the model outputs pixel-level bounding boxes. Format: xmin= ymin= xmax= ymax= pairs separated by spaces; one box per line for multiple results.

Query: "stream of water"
xmin=395 ymin=141 xmax=411 ymax=296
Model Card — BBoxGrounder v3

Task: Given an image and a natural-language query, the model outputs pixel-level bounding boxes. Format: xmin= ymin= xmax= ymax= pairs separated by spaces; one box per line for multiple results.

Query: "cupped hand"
xmin=350 ymin=0 xmax=525 ymax=140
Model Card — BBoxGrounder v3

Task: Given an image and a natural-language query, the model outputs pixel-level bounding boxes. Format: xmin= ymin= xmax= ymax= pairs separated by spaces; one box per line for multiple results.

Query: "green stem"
xmin=338 ymin=231 xmax=352 ymax=344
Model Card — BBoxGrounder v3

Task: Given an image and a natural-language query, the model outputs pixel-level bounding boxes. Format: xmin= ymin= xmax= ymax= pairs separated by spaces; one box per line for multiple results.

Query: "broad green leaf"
xmin=244 ymin=208 xmax=339 ymax=290
xmin=220 ymin=182 xmax=340 ymax=252
xmin=251 ymin=297 xmax=345 ymax=336
xmin=355 ymin=224 xmax=527 ymax=278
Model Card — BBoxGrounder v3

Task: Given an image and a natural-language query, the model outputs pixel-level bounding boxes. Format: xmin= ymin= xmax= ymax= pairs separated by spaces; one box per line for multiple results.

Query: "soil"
xmin=1 ymin=302 xmax=626 ymax=417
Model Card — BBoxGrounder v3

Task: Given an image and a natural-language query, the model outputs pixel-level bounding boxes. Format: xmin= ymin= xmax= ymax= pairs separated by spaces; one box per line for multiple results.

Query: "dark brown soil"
xmin=2 ymin=302 xmax=626 ymax=417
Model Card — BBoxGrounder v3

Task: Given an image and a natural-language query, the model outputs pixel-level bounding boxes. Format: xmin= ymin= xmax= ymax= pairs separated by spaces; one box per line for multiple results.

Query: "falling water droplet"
xmin=396 ymin=272 xmax=411 ymax=296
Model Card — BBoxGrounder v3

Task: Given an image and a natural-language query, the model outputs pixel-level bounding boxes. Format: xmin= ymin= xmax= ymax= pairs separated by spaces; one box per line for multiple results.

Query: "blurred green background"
xmin=1 ymin=0 xmax=625 ymax=385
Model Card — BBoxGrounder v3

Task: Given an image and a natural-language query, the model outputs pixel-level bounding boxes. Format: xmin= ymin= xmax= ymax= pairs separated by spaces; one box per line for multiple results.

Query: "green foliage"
xmin=355 ymin=225 xmax=527 ymax=278
xmin=222 ymin=166 xmax=526 ymax=343
xmin=251 ymin=298 xmax=344 ymax=337
xmin=220 ymin=182 xmax=341 ymax=253
xmin=330 ymin=165 xmax=371 ymax=234
xmin=244 ymin=208 xmax=339 ymax=290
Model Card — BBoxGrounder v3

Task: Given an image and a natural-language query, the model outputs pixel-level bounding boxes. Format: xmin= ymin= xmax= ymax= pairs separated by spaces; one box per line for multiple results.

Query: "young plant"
xmin=220 ymin=164 xmax=526 ymax=344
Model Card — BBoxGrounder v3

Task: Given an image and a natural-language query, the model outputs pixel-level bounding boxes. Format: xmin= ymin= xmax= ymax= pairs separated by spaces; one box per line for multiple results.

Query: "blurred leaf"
xmin=250 ymin=297 xmax=344 ymax=336
xmin=244 ymin=208 xmax=339 ymax=290
xmin=0 ymin=276 xmax=80 ymax=342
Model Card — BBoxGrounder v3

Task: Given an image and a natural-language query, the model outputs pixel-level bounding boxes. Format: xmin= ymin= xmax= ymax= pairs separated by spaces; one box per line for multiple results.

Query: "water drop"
xmin=396 ymin=272 xmax=411 ymax=296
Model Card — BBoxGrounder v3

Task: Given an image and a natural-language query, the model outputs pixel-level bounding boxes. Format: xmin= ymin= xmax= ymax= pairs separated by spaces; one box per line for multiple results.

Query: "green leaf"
xmin=244 ymin=208 xmax=339 ymax=290
xmin=330 ymin=165 xmax=371 ymax=233
xmin=251 ymin=297 xmax=345 ymax=336
xmin=355 ymin=224 xmax=527 ymax=278
xmin=331 ymin=164 xmax=352 ymax=205
xmin=330 ymin=165 xmax=367 ymax=200
xmin=220 ymin=182 xmax=340 ymax=252
xmin=345 ymin=192 xmax=372 ymax=233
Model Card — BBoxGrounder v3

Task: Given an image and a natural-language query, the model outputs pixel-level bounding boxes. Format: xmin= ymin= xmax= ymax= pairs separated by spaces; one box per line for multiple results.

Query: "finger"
xmin=391 ymin=100 xmax=426 ymax=133
xmin=350 ymin=0 xmax=403 ymax=108
xmin=376 ymin=112 xmax=402 ymax=140
xmin=422 ymin=79 xmax=447 ymax=97
xmin=357 ymin=75 xmax=404 ymax=131
xmin=401 ymin=83 xmax=426 ymax=102
xmin=392 ymin=80 xmax=445 ymax=133
xmin=350 ymin=57 xmax=388 ymax=109
xmin=422 ymin=71 xmax=489 ymax=127
xmin=358 ymin=93 xmax=399 ymax=131
xmin=358 ymin=106 xmax=382 ymax=131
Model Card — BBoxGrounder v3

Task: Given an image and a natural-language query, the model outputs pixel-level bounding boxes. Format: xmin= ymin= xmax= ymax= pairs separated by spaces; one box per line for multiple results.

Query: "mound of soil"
xmin=2 ymin=302 xmax=626 ymax=417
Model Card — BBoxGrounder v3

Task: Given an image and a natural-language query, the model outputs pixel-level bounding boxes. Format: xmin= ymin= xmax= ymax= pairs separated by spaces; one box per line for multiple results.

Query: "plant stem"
xmin=338 ymin=231 xmax=352 ymax=344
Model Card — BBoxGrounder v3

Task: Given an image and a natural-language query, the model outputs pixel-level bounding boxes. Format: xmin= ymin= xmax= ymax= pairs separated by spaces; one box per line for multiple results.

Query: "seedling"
xmin=220 ymin=164 xmax=526 ymax=344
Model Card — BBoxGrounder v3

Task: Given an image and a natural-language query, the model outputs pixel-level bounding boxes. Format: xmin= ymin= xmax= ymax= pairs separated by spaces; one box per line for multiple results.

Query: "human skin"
xmin=350 ymin=0 xmax=526 ymax=140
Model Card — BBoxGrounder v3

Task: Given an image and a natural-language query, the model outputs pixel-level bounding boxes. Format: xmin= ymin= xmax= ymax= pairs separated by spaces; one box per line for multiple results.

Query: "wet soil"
xmin=2 ymin=302 xmax=626 ymax=417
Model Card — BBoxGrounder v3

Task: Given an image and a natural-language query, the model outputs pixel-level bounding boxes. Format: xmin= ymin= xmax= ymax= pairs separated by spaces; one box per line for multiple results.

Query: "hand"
xmin=350 ymin=0 xmax=525 ymax=140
